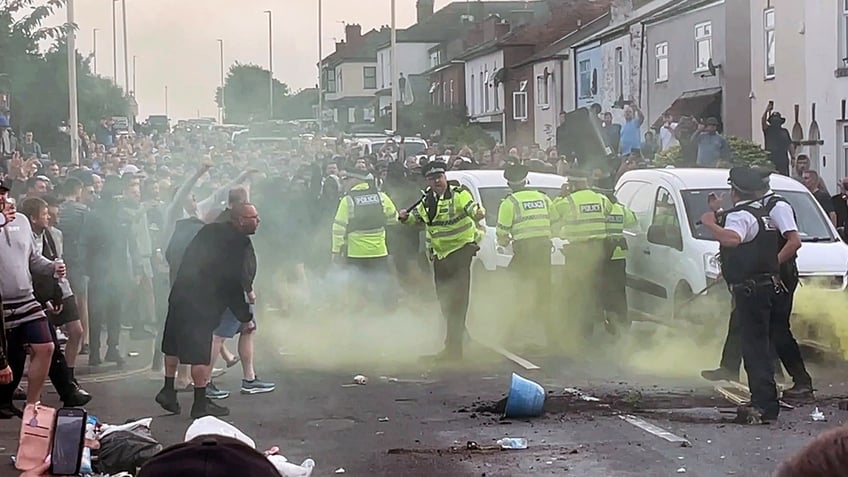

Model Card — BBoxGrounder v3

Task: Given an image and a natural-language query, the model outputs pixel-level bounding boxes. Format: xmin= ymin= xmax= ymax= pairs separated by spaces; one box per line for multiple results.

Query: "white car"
xmin=446 ymin=170 xmax=567 ymax=271
xmin=356 ymin=137 xmax=428 ymax=157
xmin=615 ymin=168 xmax=848 ymax=324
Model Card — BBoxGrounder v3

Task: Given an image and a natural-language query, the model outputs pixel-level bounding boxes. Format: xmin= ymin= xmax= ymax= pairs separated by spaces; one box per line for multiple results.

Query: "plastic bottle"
xmin=497 ymin=437 xmax=528 ymax=450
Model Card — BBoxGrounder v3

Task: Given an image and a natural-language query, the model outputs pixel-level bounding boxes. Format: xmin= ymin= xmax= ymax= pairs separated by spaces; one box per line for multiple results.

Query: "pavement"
xmin=3 ymin=312 xmax=848 ymax=476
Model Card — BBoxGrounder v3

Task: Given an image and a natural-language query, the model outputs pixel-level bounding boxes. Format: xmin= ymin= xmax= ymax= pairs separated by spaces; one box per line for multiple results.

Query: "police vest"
xmin=412 ymin=186 xmax=480 ymax=260
xmin=498 ymin=189 xmax=552 ymax=242
xmin=607 ymin=203 xmax=636 ymax=260
xmin=764 ymin=195 xmax=799 ymax=285
xmin=554 ymin=189 xmax=608 ymax=242
xmin=346 ymin=187 xmax=386 ymax=233
xmin=717 ymin=202 xmax=780 ymax=285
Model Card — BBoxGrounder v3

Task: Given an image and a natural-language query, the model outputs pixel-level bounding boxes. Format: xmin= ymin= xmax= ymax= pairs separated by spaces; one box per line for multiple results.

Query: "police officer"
xmin=599 ymin=188 xmax=637 ymax=334
xmin=552 ymin=172 xmax=613 ymax=337
xmin=699 ymin=166 xmax=782 ymax=424
xmin=398 ymin=161 xmax=485 ymax=361
xmin=701 ymin=169 xmax=814 ymax=399
xmin=497 ymin=163 xmax=558 ymax=331
xmin=332 ymin=169 xmax=398 ymax=307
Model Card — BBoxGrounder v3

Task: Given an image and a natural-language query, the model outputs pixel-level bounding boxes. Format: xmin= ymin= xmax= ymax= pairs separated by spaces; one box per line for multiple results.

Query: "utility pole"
xmin=317 ymin=0 xmax=323 ymax=134
xmin=218 ymin=39 xmax=225 ymax=124
xmin=112 ymin=0 xmax=118 ymax=82
xmin=164 ymin=85 xmax=168 ymax=117
xmin=121 ymin=0 xmax=129 ymax=95
xmin=264 ymin=10 xmax=274 ymax=120
xmin=92 ymin=28 xmax=99 ymax=75
xmin=132 ymin=55 xmax=137 ymax=95
xmin=390 ymin=0 xmax=398 ymax=132
xmin=67 ymin=0 xmax=80 ymax=166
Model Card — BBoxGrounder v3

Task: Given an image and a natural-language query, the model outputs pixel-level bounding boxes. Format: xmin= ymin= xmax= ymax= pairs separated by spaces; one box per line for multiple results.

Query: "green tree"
xmin=0 ymin=0 xmax=129 ymax=160
xmin=215 ymin=63 xmax=291 ymax=124
xmin=279 ymin=88 xmax=318 ymax=121
xmin=654 ymin=137 xmax=772 ymax=168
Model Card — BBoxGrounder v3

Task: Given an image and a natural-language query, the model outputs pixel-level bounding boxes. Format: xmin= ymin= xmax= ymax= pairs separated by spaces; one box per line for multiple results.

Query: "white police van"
xmin=615 ymin=168 xmax=848 ymax=327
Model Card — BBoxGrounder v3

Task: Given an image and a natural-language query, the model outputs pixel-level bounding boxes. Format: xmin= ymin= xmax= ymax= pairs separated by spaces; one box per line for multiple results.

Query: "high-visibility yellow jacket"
xmin=496 ymin=189 xmax=557 ymax=246
xmin=332 ymin=183 xmax=398 ymax=258
xmin=552 ymin=189 xmax=613 ymax=243
xmin=407 ymin=186 xmax=484 ymax=260
xmin=607 ymin=202 xmax=638 ymax=260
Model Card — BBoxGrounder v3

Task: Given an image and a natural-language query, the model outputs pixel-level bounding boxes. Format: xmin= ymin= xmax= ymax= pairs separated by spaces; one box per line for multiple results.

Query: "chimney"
xmin=482 ymin=14 xmax=506 ymax=42
xmin=611 ymin=0 xmax=635 ymax=24
xmin=508 ymin=9 xmax=535 ymax=29
xmin=345 ymin=24 xmax=363 ymax=44
xmin=417 ymin=0 xmax=435 ymax=23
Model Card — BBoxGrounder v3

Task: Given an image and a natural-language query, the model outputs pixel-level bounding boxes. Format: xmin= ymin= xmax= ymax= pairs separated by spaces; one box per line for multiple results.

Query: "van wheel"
xmin=671 ymin=283 xmax=694 ymax=321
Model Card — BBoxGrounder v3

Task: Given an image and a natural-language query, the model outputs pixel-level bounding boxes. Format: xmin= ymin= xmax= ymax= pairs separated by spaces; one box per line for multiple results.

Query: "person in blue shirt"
xmin=619 ymin=103 xmax=644 ymax=155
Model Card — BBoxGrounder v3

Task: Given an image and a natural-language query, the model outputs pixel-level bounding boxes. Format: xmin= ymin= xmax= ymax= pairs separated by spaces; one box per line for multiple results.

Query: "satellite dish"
xmin=707 ymin=58 xmax=722 ymax=76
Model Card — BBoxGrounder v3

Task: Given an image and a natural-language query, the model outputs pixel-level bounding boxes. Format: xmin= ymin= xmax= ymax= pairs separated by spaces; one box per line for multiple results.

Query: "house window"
xmin=578 ymin=59 xmax=591 ymax=98
xmin=449 ymin=80 xmax=455 ymax=105
xmin=364 ymin=66 xmax=377 ymax=89
xmin=614 ymin=47 xmax=624 ymax=100
xmin=842 ymin=123 xmax=848 ymax=179
xmin=695 ymin=22 xmax=712 ymax=71
xmin=493 ymin=81 xmax=500 ymax=111
xmin=513 ymin=92 xmax=528 ymax=120
xmin=484 ymin=69 xmax=490 ymax=112
xmin=442 ymin=79 xmax=448 ymax=104
xmin=337 ymin=70 xmax=343 ymax=92
xmin=655 ymin=42 xmax=669 ymax=82
xmin=325 ymin=69 xmax=336 ymax=93
xmin=348 ymin=107 xmax=356 ymax=123
xmin=430 ymin=51 xmax=440 ymax=68
xmin=764 ymin=8 xmax=776 ymax=78
xmin=537 ymin=68 xmax=550 ymax=107
xmin=842 ymin=0 xmax=848 ymax=64
xmin=470 ymin=74 xmax=476 ymax=114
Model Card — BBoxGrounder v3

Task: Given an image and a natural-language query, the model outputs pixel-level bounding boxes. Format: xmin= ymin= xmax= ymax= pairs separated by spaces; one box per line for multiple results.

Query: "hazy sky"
xmin=56 ymin=0 xmax=463 ymax=120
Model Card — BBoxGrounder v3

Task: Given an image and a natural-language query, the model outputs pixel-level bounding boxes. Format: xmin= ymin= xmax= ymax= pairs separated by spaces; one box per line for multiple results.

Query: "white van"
xmin=356 ymin=137 xmax=428 ymax=157
xmin=615 ymin=168 xmax=848 ymax=323
xmin=447 ymin=170 xmax=567 ymax=271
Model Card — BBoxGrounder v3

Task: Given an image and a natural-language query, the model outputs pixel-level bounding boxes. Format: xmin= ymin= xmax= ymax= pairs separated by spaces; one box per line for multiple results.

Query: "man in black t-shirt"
xmin=761 ymin=105 xmax=795 ymax=176
xmin=803 ymin=170 xmax=837 ymax=226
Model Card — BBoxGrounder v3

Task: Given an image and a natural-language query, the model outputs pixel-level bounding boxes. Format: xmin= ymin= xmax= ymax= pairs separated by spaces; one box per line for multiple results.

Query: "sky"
xmin=54 ymin=0 xmax=465 ymax=120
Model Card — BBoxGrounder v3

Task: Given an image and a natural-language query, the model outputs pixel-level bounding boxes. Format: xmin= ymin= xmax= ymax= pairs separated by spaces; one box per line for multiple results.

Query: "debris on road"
xmin=504 ymin=373 xmax=546 ymax=418
xmin=811 ymin=407 xmax=827 ymax=421
xmin=563 ymin=388 xmax=601 ymax=402
xmin=334 ymin=468 xmax=346 ymax=474
xmin=353 ymin=374 xmax=368 ymax=385
xmin=378 ymin=417 xmax=390 ymax=422
xmin=496 ymin=438 xmax=528 ymax=450
xmin=677 ymin=467 xmax=687 ymax=473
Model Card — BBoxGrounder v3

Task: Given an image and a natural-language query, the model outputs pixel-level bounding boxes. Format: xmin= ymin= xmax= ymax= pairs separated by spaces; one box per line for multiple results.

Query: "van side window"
xmin=626 ymin=182 xmax=654 ymax=228
xmin=651 ymin=187 xmax=682 ymax=245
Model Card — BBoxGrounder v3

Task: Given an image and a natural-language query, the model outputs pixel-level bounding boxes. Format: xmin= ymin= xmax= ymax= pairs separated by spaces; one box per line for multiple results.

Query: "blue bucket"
xmin=504 ymin=373 xmax=546 ymax=418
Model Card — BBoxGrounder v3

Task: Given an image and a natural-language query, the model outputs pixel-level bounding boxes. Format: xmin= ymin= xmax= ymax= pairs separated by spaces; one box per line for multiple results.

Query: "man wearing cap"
xmin=497 ymin=163 xmax=557 ymax=331
xmin=398 ymin=161 xmax=485 ymax=360
xmin=701 ymin=167 xmax=814 ymax=400
xmin=699 ymin=166 xmax=785 ymax=424
xmin=552 ymin=172 xmax=613 ymax=339
xmin=331 ymin=168 xmax=398 ymax=308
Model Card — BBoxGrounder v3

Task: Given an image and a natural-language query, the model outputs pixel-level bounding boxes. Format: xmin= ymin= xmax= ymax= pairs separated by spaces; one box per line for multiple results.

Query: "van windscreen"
xmin=681 ymin=189 xmax=836 ymax=242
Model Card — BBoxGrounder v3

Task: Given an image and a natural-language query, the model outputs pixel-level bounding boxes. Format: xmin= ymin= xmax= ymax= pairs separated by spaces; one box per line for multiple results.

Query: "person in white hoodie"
xmin=0 ymin=180 xmax=65 ymax=417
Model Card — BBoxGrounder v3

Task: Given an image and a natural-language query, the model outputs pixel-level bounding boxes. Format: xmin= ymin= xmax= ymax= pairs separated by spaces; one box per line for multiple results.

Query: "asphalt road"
xmin=2 ymin=316 xmax=848 ymax=477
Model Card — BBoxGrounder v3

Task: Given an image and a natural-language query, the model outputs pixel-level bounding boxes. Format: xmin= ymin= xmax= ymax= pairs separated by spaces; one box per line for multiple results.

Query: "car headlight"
xmin=704 ymin=253 xmax=720 ymax=279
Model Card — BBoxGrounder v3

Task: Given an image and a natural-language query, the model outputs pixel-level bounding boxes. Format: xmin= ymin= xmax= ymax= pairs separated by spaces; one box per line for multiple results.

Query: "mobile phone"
xmin=50 ymin=408 xmax=87 ymax=475
xmin=768 ymin=100 xmax=774 ymax=108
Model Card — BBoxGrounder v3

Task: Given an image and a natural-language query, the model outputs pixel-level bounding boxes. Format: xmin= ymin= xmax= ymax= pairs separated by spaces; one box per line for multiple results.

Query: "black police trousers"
xmin=562 ymin=240 xmax=606 ymax=337
xmin=719 ymin=274 xmax=812 ymax=387
xmin=433 ymin=244 xmax=477 ymax=356
xmin=510 ymin=238 xmax=552 ymax=325
xmin=731 ymin=281 xmax=781 ymax=417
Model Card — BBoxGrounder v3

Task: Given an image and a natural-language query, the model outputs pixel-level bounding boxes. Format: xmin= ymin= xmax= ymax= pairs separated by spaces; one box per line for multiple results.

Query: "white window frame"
xmin=470 ymin=74 xmax=476 ymax=115
xmin=493 ymin=81 xmax=500 ymax=111
xmin=842 ymin=0 xmax=848 ymax=66
xmin=614 ymin=47 xmax=624 ymax=99
xmin=841 ymin=122 xmax=848 ymax=180
xmin=764 ymin=8 xmax=776 ymax=79
xmin=695 ymin=21 xmax=712 ymax=72
xmin=347 ymin=107 xmax=356 ymax=123
xmin=578 ymin=59 xmax=591 ymax=99
xmin=449 ymin=79 xmax=455 ymax=105
xmin=655 ymin=42 xmax=668 ymax=82
xmin=363 ymin=66 xmax=377 ymax=90
xmin=537 ymin=68 xmax=550 ymax=108
xmin=483 ymin=69 xmax=490 ymax=112
xmin=513 ymin=91 xmax=528 ymax=121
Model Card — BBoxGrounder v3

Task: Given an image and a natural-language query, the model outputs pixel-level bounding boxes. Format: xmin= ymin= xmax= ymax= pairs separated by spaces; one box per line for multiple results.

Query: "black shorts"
xmin=161 ymin=316 xmax=215 ymax=366
xmin=48 ymin=297 xmax=81 ymax=327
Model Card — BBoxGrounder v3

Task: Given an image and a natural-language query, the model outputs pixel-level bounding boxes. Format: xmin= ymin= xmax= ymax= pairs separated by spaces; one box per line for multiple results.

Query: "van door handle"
xmin=643 ymin=249 xmax=651 ymax=255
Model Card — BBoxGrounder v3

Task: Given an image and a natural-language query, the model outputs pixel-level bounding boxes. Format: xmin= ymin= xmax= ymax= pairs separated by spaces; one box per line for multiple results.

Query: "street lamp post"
xmin=164 ymin=85 xmax=168 ymax=117
xmin=264 ymin=10 xmax=273 ymax=120
xmin=92 ymin=28 xmax=99 ymax=75
xmin=132 ymin=55 xmax=137 ymax=95
xmin=121 ymin=0 xmax=129 ymax=95
xmin=317 ymin=0 xmax=323 ymax=134
xmin=111 ymin=0 xmax=118 ymax=82
xmin=67 ymin=0 xmax=80 ymax=166
xmin=391 ymin=0 xmax=398 ymax=132
xmin=218 ymin=39 xmax=225 ymax=124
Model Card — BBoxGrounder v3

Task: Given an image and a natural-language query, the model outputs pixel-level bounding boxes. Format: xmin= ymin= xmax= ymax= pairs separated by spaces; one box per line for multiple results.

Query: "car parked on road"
xmin=615 ymin=168 xmax=848 ymax=326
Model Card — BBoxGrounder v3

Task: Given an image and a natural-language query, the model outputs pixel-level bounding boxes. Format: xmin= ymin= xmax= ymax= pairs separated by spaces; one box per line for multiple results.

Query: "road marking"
xmin=619 ymin=414 xmax=691 ymax=446
xmin=481 ymin=342 xmax=540 ymax=370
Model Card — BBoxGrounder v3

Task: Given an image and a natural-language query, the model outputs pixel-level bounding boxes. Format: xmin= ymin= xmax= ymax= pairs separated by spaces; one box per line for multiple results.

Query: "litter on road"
xmin=496 ymin=437 xmax=528 ymax=450
xmin=810 ymin=407 xmax=827 ymax=422
xmin=353 ymin=374 xmax=368 ymax=385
